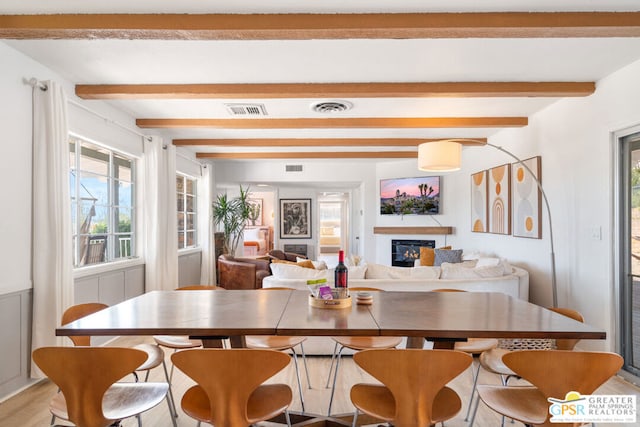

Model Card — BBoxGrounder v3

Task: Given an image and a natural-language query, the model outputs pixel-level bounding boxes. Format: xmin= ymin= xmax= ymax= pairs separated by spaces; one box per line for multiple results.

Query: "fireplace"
xmin=391 ymin=239 xmax=436 ymax=267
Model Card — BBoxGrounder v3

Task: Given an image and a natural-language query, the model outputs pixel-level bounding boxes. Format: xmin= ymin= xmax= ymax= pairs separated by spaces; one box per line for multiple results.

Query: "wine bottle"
xmin=334 ymin=250 xmax=348 ymax=290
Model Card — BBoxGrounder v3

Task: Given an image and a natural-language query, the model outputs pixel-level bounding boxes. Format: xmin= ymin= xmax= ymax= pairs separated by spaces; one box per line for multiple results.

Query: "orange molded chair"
xmin=326 ymin=287 xmax=403 ymax=416
xmin=476 ymin=350 xmax=623 ymax=426
xmin=60 ymin=302 xmax=177 ymax=423
xmin=171 ymin=348 xmax=293 ymax=427
xmin=350 ymin=349 xmax=472 ymax=427
xmin=33 ymin=346 xmax=170 ymax=427
xmin=245 ymin=287 xmax=311 ymax=412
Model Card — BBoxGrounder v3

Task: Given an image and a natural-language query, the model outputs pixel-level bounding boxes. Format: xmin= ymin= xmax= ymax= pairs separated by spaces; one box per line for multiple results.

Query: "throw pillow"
xmin=296 ymin=256 xmax=328 ymax=270
xmin=434 ymin=248 xmax=463 ymax=266
xmin=269 ymin=263 xmax=327 ymax=280
xmin=410 ymin=266 xmax=441 ymax=279
xmin=243 ymin=228 xmax=261 ymax=241
xmin=271 ymin=258 xmax=296 ymax=265
xmin=296 ymin=260 xmax=316 ymax=269
xmin=349 ymin=264 xmax=368 ymax=279
xmin=419 ymin=247 xmax=435 ymax=266
xmin=365 ymin=263 xmax=412 ymax=279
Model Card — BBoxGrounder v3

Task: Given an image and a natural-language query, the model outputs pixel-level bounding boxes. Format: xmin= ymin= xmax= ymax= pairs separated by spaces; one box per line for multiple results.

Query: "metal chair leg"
xmin=352 ymin=410 xmax=358 ymax=427
xmin=325 ymin=341 xmax=339 ymax=388
xmin=291 ymin=349 xmax=306 ymax=412
xmin=161 ymin=357 xmax=179 ymax=419
xmin=327 ymin=346 xmax=346 ymax=416
xmin=464 ymin=359 xmax=482 ymax=421
xmin=299 ymin=342 xmax=312 ymax=389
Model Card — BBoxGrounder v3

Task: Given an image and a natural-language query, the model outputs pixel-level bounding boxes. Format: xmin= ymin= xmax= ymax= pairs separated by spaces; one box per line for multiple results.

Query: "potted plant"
xmin=212 ymin=185 xmax=251 ymax=255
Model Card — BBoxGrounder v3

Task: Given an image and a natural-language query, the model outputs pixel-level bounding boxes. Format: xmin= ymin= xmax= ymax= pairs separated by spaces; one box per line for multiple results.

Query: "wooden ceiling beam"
xmin=137 ymin=117 xmax=527 ymax=129
xmin=195 ymin=151 xmax=417 ymax=159
xmin=1 ymin=13 xmax=639 ymax=40
xmin=75 ymin=82 xmax=595 ymax=99
xmin=173 ymin=138 xmax=487 ymax=147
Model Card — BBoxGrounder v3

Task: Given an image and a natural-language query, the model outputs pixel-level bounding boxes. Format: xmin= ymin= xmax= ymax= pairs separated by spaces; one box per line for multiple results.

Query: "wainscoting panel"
xmin=0 ymin=290 xmax=32 ymax=400
xmin=179 ymin=251 xmax=202 ymax=286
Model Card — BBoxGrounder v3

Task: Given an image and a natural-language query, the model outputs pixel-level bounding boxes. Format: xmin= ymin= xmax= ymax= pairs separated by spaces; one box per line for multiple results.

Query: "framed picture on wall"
xmin=512 ymin=156 xmax=542 ymax=238
xmin=279 ymin=199 xmax=311 ymax=239
xmin=246 ymin=198 xmax=263 ymax=226
xmin=471 ymin=170 xmax=488 ymax=233
xmin=488 ymin=163 xmax=511 ymax=235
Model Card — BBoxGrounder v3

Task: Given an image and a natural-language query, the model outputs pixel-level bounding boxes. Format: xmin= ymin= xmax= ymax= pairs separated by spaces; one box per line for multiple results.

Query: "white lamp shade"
xmin=418 ymin=141 xmax=462 ymax=172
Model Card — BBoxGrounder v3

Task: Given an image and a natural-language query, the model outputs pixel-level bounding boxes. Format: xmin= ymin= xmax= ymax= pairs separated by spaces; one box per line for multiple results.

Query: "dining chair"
xmin=59 ymin=302 xmax=178 ymax=424
xmin=171 ymin=348 xmax=293 ymax=427
xmin=469 ymin=307 xmax=584 ymax=427
xmin=432 ymin=288 xmax=499 ymax=421
xmin=326 ymin=287 xmax=403 ymax=416
xmin=475 ymin=350 xmax=623 ymax=426
xmin=350 ymin=349 xmax=472 ymax=427
xmin=32 ymin=346 xmax=171 ymax=427
xmin=245 ymin=286 xmax=311 ymax=412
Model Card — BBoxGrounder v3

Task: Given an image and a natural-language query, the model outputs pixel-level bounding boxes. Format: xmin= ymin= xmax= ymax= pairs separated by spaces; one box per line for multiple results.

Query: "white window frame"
xmin=177 ymin=173 xmax=198 ymax=250
xmin=70 ymin=133 xmax=138 ymax=269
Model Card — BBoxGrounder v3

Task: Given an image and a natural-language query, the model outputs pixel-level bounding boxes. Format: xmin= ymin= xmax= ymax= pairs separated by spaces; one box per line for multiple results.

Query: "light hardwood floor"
xmin=1 ymin=336 xmax=639 ymax=426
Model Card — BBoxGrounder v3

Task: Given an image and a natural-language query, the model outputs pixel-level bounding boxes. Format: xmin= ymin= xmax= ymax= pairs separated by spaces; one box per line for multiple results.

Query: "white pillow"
xmin=295 ymin=256 xmax=328 ymax=270
xmin=475 ymin=257 xmax=512 ymax=275
xmin=269 ymin=263 xmax=328 ymax=280
xmin=439 ymin=262 xmax=505 ymax=279
xmin=243 ymin=228 xmax=261 ymax=241
xmin=349 ymin=264 xmax=368 ymax=280
xmin=410 ymin=266 xmax=441 ymax=280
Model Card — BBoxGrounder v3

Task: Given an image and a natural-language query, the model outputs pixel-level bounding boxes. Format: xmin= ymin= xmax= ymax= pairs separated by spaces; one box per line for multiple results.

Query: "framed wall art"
xmin=512 ymin=156 xmax=542 ymax=239
xmin=246 ymin=198 xmax=263 ymax=226
xmin=471 ymin=170 xmax=488 ymax=233
xmin=488 ymin=163 xmax=511 ymax=235
xmin=279 ymin=198 xmax=311 ymax=239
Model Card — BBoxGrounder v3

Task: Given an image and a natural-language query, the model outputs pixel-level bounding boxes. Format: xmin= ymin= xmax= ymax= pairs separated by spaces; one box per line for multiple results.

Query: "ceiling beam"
xmin=173 ymin=138 xmax=487 ymax=147
xmin=195 ymin=151 xmax=417 ymax=159
xmin=137 ymin=117 xmax=527 ymax=129
xmin=75 ymin=82 xmax=595 ymax=100
xmin=1 ymin=12 xmax=640 ymax=40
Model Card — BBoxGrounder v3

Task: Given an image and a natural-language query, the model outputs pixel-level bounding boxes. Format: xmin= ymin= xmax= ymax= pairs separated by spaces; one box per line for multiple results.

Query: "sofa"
xmin=262 ymin=260 xmax=529 ymax=300
xmin=217 ymin=254 xmax=271 ymax=289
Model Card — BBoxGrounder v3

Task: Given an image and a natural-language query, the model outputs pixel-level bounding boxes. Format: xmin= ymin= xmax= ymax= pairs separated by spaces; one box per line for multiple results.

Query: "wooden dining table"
xmin=57 ymin=289 xmax=605 ymax=345
xmin=56 ymin=289 xmax=606 ymax=426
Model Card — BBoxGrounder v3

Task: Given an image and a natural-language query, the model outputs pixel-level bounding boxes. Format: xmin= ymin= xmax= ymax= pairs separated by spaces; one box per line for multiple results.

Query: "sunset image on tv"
xmin=380 ymin=176 xmax=440 ymax=215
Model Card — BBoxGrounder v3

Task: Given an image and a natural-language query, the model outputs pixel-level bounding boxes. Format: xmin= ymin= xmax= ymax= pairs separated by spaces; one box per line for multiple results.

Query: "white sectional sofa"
xmin=262 ymin=261 xmax=529 ymax=300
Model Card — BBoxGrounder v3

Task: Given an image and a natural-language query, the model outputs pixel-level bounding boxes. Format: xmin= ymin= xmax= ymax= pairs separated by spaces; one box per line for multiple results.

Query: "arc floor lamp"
xmin=417 ymin=139 xmax=557 ymax=308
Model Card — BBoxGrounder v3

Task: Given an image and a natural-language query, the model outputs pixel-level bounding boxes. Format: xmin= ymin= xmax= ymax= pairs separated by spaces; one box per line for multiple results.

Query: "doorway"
xmin=317 ymin=192 xmax=349 ymax=268
xmin=619 ymin=131 xmax=640 ymax=377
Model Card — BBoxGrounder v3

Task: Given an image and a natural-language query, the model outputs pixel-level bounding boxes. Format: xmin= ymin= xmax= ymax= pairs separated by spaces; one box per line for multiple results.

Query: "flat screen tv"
xmin=380 ymin=176 xmax=440 ymax=215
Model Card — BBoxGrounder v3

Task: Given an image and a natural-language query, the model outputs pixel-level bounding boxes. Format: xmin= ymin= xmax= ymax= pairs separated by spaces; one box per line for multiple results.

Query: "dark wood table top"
xmin=57 ymin=289 xmax=606 ymax=342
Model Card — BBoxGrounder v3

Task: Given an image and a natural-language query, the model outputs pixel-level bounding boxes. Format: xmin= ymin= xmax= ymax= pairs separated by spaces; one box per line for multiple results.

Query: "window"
xmin=70 ymin=135 xmax=136 ymax=267
xmin=177 ymin=174 xmax=197 ymax=249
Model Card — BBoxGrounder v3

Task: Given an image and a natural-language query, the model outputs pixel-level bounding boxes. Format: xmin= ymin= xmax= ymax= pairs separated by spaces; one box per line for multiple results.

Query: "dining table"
xmin=56 ymin=289 xmax=607 ymax=426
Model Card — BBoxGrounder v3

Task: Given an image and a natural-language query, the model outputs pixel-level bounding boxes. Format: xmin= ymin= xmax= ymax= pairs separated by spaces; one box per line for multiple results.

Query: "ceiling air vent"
xmin=311 ymin=100 xmax=353 ymax=113
xmin=224 ymin=103 xmax=268 ymax=116
xmin=286 ymin=164 xmax=303 ymax=172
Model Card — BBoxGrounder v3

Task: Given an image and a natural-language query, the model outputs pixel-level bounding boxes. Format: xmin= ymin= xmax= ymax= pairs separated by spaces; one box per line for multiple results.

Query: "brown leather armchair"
xmin=217 ymin=254 xmax=271 ymax=289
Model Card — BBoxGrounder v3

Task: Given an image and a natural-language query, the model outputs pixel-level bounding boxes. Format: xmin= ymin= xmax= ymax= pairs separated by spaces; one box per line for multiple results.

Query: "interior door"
xmin=317 ymin=193 xmax=349 ymax=266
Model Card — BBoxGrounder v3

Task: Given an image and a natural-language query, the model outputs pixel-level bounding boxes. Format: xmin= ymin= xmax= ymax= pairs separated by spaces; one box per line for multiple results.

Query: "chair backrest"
xmin=61 ymin=303 xmax=109 ymax=346
xmin=549 ymin=307 xmax=584 ymax=350
xmin=32 ymin=346 xmax=147 ymax=427
xmin=503 ymin=350 xmax=623 ymax=417
xmin=177 ymin=285 xmax=225 ymax=290
xmin=171 ymin=349 xmax=291 ymax=426
xmin=353 ymin=349 xmax=472 ymax=426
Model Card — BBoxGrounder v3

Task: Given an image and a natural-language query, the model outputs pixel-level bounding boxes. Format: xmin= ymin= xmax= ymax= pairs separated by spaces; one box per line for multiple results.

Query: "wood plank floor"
xmin=1 ymin=336 xmax=639 ymax=426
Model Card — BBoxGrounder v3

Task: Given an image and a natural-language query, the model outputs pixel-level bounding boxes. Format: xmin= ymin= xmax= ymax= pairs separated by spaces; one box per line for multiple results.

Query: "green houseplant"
xmin=212 ymin=185 xmax=251 ymax=255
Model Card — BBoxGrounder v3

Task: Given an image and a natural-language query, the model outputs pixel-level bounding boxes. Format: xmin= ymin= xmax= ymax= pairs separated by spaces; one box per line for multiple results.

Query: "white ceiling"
xmin=3 ymin=1 xmax=640 ymax=157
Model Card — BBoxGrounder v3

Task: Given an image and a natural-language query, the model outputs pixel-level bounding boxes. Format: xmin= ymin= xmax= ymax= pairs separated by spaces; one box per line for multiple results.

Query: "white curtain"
xmin=143 ymin=137 xmax=178 ymax=291
xmin=31 ymin=81 xmax=73 ymax=378
xmin=198 ymin=164 xmax=216 ymax=284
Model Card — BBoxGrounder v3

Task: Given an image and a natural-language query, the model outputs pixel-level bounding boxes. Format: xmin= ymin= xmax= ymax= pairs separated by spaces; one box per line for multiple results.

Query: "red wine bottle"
xmin=334 ymin=250 xmax=348 ymax=288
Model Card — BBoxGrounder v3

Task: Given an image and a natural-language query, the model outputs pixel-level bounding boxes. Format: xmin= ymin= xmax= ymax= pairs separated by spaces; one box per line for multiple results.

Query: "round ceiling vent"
xmin=311 ymin=100 xmax=353 ymax=113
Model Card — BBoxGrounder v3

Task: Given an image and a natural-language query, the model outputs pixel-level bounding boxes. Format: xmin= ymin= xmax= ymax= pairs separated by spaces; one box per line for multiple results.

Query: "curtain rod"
xmin=25 ymin=77 xmax=152 ymax=142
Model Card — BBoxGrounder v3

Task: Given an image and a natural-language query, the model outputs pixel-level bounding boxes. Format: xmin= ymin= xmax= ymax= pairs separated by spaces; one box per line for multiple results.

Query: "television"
xmin=380 ymin=176 xmax=441 ymax=215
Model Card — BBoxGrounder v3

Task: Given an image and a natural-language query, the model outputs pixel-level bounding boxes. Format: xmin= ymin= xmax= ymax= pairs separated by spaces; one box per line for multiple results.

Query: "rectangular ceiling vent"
xmin=224 ymin=103 xmax=268 ymax=116
xmin=286 ymin=164 xmax=303 ymax=172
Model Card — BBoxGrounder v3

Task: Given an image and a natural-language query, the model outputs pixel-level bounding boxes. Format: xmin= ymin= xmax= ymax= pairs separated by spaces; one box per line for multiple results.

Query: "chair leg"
xmin=464 ymin=358 xmax=482 ymax=421
xmin=325 ymin=341 xmax=339 ymax=388
xmin=468 ymin=393 xmax=481 ymax=427
xmin=299 ymin=342 xmax=312 ymax=389
xmin=285 ymin=409 xmax=292 ymax=427
xmin=136 ymin=414 xmax=142 ymax=427
xmin=352 ymin=410 xmax=358 ymax=427
xmin=161 ymin=358 xmax=179 ymax=419
xmin=327 ymin=346 xmax=346 ymax=416
xmin=291 ymin=349 xmax=306 ymax=413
